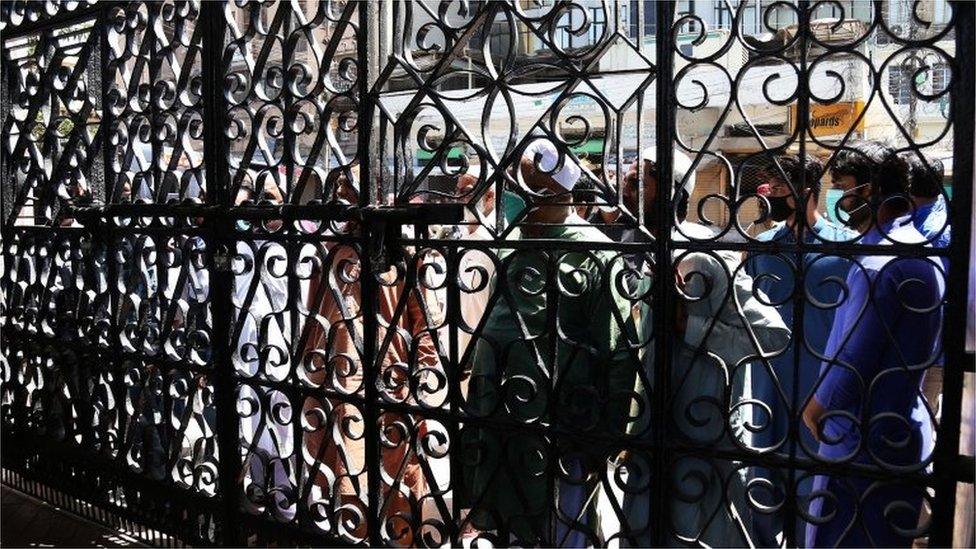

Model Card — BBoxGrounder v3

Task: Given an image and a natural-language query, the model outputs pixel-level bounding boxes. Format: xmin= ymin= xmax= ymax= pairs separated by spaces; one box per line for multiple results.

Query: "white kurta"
xmin=233 ymin=240 xmax=295 ymax=519
xmin=619 ymin=221 xmax=790 ymax=547
xmin=457 ymin=225 xmax=495 ymax=361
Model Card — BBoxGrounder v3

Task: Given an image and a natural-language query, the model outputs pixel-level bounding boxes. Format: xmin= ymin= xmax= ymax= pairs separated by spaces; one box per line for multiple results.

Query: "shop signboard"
xmin=791 ymin=100 xmax=866 ymax=137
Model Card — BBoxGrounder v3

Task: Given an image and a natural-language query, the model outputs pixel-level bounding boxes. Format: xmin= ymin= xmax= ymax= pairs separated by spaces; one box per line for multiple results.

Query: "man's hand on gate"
xmin=802 ymin=396 xmax=826 ymax=443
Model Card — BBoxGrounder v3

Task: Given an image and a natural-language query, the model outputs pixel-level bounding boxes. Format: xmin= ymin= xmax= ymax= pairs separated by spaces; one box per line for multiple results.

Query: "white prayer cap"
xmin=523 ymin=138 xmax=581 ymax=191
xmin=461 ymin=165 xmax=480 ymax=179
xmin=641 ymin=146 xmax=696 ymax=198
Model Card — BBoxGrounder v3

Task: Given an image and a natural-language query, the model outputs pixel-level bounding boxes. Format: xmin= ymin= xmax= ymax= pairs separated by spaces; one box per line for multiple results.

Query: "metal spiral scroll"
xmin=0 ymin=0 xmax=971 ymax=547
xmin=374 ymin=1 xmax=959 ymax=546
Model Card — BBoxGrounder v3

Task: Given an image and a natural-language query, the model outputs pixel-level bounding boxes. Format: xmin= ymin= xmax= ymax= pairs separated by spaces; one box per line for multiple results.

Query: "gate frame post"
xmin=360 ymin=2 xmax=381 ymax=545
xmin=930 ymin=1 xmax=975 ymax=546
xmin=651 ymin=2 xmax=676 ymax=546
xmin=199 ymin=1 xmax=243 ymax=545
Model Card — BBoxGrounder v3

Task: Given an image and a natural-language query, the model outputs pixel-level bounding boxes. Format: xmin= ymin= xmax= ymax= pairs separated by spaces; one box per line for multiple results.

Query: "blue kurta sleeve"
xmin=814 ymin=267 xmax=887 ymax=411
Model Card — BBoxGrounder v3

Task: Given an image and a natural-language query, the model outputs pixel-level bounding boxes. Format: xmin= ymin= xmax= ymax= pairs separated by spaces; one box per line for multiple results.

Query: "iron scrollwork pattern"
xmin=1 ymin=1 xmax=973 ymax=547
xmin=2 ymin=0 xmax=220 ymax=544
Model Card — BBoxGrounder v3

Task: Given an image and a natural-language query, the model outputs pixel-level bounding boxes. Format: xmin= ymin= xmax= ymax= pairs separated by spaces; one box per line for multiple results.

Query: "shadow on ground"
xmin=1 ymin=486 xmax=144 ymax=548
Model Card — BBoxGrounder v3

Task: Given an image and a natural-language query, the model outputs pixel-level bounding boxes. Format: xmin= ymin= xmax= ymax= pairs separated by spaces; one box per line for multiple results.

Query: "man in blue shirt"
xmin=802 ymin=141 xmax=943 ymax=548
xmin=904 ymin=153 xmax=950 ymax=252
xmin=903 ymin=152 xmax=950 ymax=421
xmin=745 ymin=154 xmax=856 ymax=546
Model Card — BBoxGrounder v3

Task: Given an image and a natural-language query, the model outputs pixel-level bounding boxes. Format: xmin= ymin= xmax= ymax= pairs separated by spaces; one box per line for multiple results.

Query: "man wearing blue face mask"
xmin=745 ymin=154 xmax=856 ymax=546
xmin=823 ymin=170 xmax=870 ymax=230
xmin=802 ymin=141 xmax=944 ymax=547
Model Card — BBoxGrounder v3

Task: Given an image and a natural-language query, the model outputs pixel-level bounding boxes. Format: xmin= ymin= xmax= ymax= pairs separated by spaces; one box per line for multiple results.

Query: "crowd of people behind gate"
xmin=80 ymin=136 xmax=958 ymax=548
xmin=297 ymin=137 xmax=949 ymax=548
xmin=441 ymin=137 xmax=946 ymax=549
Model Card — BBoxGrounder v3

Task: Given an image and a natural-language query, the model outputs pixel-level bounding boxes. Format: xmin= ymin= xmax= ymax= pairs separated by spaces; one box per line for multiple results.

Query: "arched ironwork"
xmin=1 ymin=1 xmax=972 ymax=546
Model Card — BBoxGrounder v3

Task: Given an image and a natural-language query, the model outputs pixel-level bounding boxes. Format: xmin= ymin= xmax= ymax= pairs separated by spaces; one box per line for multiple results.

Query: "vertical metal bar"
xmin=96 ymin=3 xmax=128 ymax=496
xmin=0 ymin=1 xmax=15 ymax=440
xmin=280 ymin=2 xmax=302 ymax=535
xmin=146 ymin=2 xmax=162 ymax=205
xmin=930 ymin=1 xmax=975 ymax=545
xmin=87 ymin=25 xmax=105 ymax=208
xmin=0 ymin=19 xmax=26 ymax=229
xmin=283 ymin=3 xmax=294 ymax=204
xmin=289 ymin=258 xmax=303 ymax=537
xmin=784 ymin=2 xmax=811 ymax=546
xmin=198 ymin=1 xmax=242 ymax=545
xmin=545 ymin=251 xmax=560 ymax=545
xmin=446 ymin=244 xmax=462 ymax=546
xmin=364 ymin=0 xmax=380 ymax=207
xmin=358 ymin=2 xmax=382 ymax=545
xmin=0 ymin=38 xmax=9 ymax=225
xmin=651 ymin=1 xmax=674 ymax=546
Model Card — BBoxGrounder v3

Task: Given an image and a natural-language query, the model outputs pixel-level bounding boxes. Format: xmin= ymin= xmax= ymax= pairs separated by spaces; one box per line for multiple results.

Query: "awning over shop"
xmin=570 ymin=139 xmax=605 ymax=155
xmin=415 ymin=147 xmax=467 ymax=161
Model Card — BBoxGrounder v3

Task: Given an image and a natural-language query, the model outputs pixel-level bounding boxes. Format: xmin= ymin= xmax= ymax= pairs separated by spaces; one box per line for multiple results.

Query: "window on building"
xmin=489 ymin=20 xmax=514 ymax=57
xmin=879 ymin=0 xmax=951 ymax=45
xmin=629 ymin=0 xmax=656 ymax=39
xmin=550 ymin=5 xmax=611 ymax=49
xmin=588 ymin=7 xmax=606 ymax=43
xmin=632 ymin=1 xmax=639 ymax=38
xmin=886 ymin=0 xmax=911 ymax=28
xmin=677 ymin=0 xmax=697 ymax=33
xmin=885 ymin=0 xmax=951 ymax=30
xmin=711 ymin=0 xmax=791 ymax=36
xmin=815 ymin=0 xmax=872 ymax=24
xmin=554 ymin=8 xmax=575 ymax=49
xmin=890 ymin=63 xmax=952 ymax=105
xmin=931 ymin=63 xmax=950 ymax=93
xmin=846 ymin=0 xmax=873 ymax=23
xmin=740 ymin=2 xmax=757 ymax=35
xmin=889 ymin=65 xmax=913 ymax=105
xmin=714 ymin=1 xmax=759 ymax=35
xmin=714 ymin=1 xmax=732 ymax=30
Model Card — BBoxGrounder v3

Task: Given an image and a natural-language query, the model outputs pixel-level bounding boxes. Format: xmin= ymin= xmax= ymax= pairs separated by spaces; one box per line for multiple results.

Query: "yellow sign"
xmin=791 ymin=101 xmax=865 ymax=137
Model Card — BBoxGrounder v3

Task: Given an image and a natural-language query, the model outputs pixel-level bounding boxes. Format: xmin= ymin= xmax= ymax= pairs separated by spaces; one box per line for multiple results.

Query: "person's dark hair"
xmin=763 ymin=154 xmax=824 ymax=199
xmin=830 ymin=140 xmax=908 ymax=197
xmin=900 ymin=152 xmax=945 ymax=199
xmin=574 ymin=176 xmax=596 ymax=204
xmin=674 ymin=189 xmax=689 ymax=221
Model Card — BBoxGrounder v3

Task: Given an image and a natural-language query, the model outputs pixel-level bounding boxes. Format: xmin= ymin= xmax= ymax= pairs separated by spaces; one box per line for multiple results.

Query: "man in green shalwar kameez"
xmin=462 ymin=137 xmax=640 ymax=545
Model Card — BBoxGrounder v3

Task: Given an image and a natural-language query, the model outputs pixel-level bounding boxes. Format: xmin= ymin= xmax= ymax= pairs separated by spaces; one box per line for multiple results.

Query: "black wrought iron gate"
xmin=1 ymin=1 xmax=973 ymax=547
